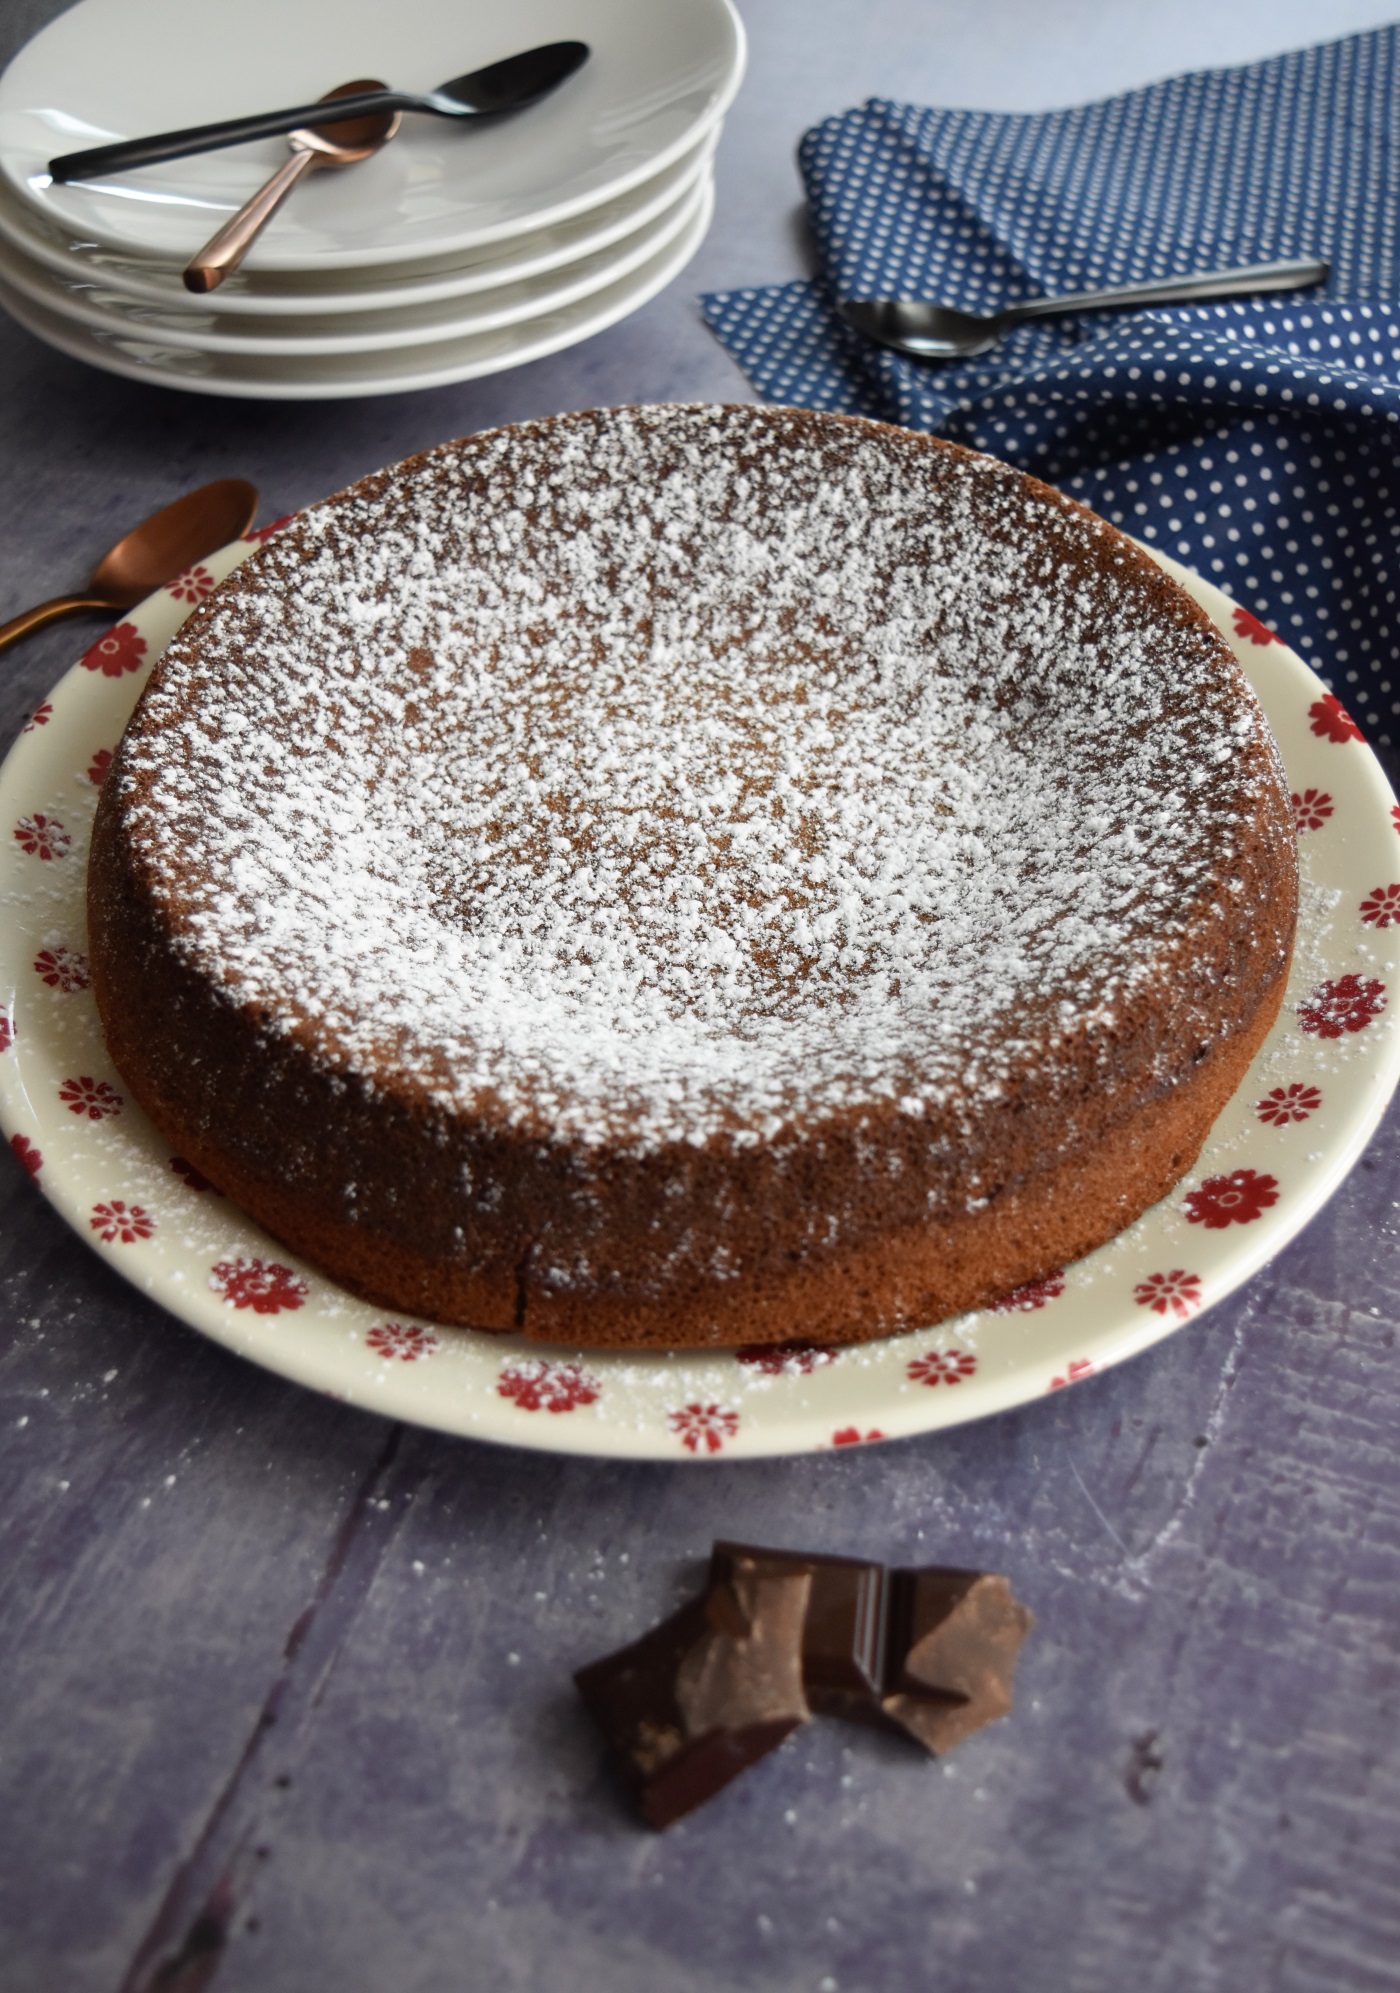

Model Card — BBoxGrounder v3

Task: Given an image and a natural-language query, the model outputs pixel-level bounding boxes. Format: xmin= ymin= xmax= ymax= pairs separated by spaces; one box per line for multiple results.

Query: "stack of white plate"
xmin=0 ymin=0 xmax=743 ymax=398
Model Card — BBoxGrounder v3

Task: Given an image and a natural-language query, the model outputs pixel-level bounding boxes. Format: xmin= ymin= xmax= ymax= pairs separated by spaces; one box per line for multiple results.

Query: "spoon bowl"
xmin=297 ymin=101 xmax=402 ymax=159
xmin=0 ymin=478 xmax=258 ymax=655
xmin=840 ymin=299 xmax=1004 ymax=360
xmin=415 ymin=43 xmax=592 ymax=118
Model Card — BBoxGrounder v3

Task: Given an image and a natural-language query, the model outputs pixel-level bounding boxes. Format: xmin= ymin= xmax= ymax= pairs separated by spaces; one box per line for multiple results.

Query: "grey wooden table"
xmin=3 ymin=3 xmax=1399 ymax=1989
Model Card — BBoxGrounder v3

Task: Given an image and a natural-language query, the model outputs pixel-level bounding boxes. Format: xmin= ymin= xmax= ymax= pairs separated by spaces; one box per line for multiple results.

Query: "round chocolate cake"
xmin=88 ymin=405 xmax=1298 ymax=1347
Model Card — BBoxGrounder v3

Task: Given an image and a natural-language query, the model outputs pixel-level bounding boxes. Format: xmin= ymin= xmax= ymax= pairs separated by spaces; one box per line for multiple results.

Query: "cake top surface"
xmin=111 ymin=404 xmax=1285 ymax=1153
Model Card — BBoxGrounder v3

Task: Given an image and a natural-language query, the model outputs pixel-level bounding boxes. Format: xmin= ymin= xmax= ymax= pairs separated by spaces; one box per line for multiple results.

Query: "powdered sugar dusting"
xmin=115 ymin=405 xmax=1283 ymax=1154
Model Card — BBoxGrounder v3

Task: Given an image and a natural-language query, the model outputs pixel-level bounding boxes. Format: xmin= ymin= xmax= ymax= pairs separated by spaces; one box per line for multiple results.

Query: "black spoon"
xmin=48 ymin=41 xmax=590 ymax=184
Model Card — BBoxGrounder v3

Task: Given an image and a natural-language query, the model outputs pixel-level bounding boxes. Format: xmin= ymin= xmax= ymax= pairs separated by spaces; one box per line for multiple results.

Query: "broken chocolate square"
xmin=574 ymin=1558 xmax=812 ymax=1829
xmin=882 ymin=1568 xmax=1033 ymax=1754
xmin=709 ymin=1540 xmax=889 ymax=1723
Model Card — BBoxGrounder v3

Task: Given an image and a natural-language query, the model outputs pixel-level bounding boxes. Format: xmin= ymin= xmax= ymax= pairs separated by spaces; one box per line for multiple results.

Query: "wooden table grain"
xmin=2 ymin=3 xmax=1398 ymax=1988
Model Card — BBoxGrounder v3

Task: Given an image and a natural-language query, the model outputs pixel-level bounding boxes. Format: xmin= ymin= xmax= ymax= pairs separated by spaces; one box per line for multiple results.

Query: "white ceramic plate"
xmin=0 ymin=175 xmax=713 ymax=397
xmin=0 ymin=534 xmax=1395 ymax=1459
xmin=0 ymin=0 xmax=744 ymax=268
xmin=0 ymin=125 xmax=719 ymax=315
xmin=0 ymin=165 xmax=708 ymax=356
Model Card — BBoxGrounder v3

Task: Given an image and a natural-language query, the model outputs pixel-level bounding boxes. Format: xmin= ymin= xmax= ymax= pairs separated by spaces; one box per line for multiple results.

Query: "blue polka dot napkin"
xmin=702 ymin=26 xmax=1400 ymax=764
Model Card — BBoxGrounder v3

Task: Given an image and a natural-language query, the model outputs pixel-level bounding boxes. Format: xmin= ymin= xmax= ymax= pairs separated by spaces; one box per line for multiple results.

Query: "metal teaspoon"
xmin=47 ymin=43 xmax=590 ymax=184
xmin=181 ymin=83 xmax=400 ymax=294
xmin=838 ymin=257 xmax=1330 ymax=361
xmin=0 ymin=479 xmax=258 ymax=656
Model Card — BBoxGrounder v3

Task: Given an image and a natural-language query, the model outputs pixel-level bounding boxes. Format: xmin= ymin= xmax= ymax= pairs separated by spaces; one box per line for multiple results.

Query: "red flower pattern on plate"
xmin=367 ymin=1322 xmax=440 ymax=1363
xmin=34 ymin=946 xmax=90 ymax=992
xmin=1255 ymin=1083 xmax=1322 ymax=1126
xmin=498 ymin=1358 xmax=599 ymax=1411
xmin=81 ymin=623 xmax=146 ymax=677
xmin=0 ymin=1015 xmax=12 ymax=1055
xmin=58 ymin=1075 xmax=122 ymax=1120
xmin=170 ymin=1155 xmax=221 ymax=1194
xmin=1133 ymin=1269 xmax=1204 ymax=1317
xmin=1184 ymin=1169 xmax=1279 ymax=1229
xmin=1298 ymin=974 xmax=1387 ymax=1038
xmin=14 ymin=814 xmax=70 ymax=860
xmin=668 ymin=1403 xmax=739 ymax=1454
xmin=1291 ymin=788 xmax=1334 ymax=832
xmin=245 ymin=514 xmax=295 ymax=543
xmin=832 ymin=1427 xmax=885 ymax=1446
xmin=1393 ymin=803 xmax=1400 ymax=837
xmin=209 ymin=1256 xmax=307 ymax=1313
xmin=734 ymin=1338 xmax=838 ymax=1376
xmin=9 ymin=1133 xmax=40 ymax=1177
xmin=989 ymin=1269 xmax=1065 ymax=1313
xmin=1308 ymin=692 xmax=1364 ymax=744
xmin=1048 ymin=1358 xmax=1095 ymax=1391
xmin=1232 ymin=607 xmax=1279 ymax=646
xmin=87 ymin=747 xmax=113 ymax=787
xmin=1360 ymin=884 xmax=1400 ymax=928
xmin=907 ymin=1348 xmax=978 ymax=1387
xmin=23 ymin=702 xmax=52 ymax=732
xmin=166 ymin=564 xmax=216 ymax=604
xmin=89 ymin=1199 xmax=154 ymax=1244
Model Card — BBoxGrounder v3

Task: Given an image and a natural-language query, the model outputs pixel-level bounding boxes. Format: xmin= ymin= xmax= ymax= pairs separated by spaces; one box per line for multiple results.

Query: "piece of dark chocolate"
xmin=710 ymin=1542 xmax=1032 ymax=1756
xmin=882 ymin=1568 xmax=1033 ymax=1755
xmin=575 ymin=1559 xmax=812 ymax=1829
xmin=709 ymin=1540 xmax=889 ymax=1724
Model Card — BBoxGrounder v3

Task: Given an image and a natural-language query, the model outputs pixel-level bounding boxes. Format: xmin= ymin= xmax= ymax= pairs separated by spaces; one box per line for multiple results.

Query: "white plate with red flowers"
xmin=0 ymin=537 xmax=1396 ymax=1460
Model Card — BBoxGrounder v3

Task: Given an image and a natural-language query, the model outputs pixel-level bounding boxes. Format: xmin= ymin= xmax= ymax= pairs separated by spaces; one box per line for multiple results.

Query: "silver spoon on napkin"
xmin=838 ymin=256 xmax=1329 ymax=360
xmin=47 ymin=42 xmax=589 ymax=184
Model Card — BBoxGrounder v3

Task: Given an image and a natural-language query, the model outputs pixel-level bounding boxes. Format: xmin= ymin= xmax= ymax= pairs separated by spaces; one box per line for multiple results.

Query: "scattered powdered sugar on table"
xmin=116 ymin=405 xmax=1277 ymax=1153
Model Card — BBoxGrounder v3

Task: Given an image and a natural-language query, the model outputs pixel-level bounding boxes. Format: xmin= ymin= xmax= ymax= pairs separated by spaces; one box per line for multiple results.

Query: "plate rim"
xmin=0 ymin=177 xmax=714 ymax=398
xmin=0 ymin=125 xmax=720 ymax=316
xmin=0 ymin=165 xmax=710 ymax=356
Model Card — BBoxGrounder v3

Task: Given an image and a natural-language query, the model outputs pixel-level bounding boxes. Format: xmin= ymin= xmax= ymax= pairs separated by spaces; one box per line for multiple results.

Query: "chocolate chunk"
xmin=712 ymin=1543 xmax=1032 ymax=1755
xmin=575 ymin=1560 xmax=811 ymax=1829
xmin=709 ymin=1540 xmax=889 ymax=1723
xmin=575 ymin=1547 xmax=1032 ymax=1829
xmin=882 ymin=1569 xmax=1033 ymax=1754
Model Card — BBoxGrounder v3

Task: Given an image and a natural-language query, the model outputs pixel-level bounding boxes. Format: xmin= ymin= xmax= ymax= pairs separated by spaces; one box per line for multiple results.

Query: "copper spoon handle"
xmin=0 ymin=594 xmax=112 ymax=656
xmin=184 ymin=146 xmax=317 ymax=293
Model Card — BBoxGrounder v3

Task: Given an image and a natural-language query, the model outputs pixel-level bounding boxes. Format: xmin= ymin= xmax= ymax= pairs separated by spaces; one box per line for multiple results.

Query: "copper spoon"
xmin=183 ymin=82 xmax=400 ymax=294
xmin=0 ymin=478 xmax=257 ymax=655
